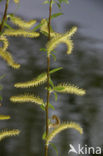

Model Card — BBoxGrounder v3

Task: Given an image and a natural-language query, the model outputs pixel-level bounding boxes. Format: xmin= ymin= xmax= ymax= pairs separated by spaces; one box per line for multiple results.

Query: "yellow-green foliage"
xmin=0 ymin=35 xmax=9 ymax=51
xmin=10 ymin=94 xmax=44 ymax=105
xmin=46 ymin=26 xmax=77 ymax=56
xmin=7 ymin=14 xmax=37 ymax=29
xmin=4 ymin=29 xmax=40 ymax=38
xmin=0 ymin=129 xmax=20 ymax=141
xmin=0 ymin=115 xmax=10 ymax=120
xmin=46 ymin=122 xmax=83 ymax=145
xmin=40 ymin=19 xmax=57 ymax=37
xmin=14 ymin=72 xmax=47 ymax=88
xmin=54 ymin=83 xmax=86 ymax=96
xmin=13 ymin=0 xmax=20 ymax=4
xmin=0 ymin=48 xmax=20 ymax=69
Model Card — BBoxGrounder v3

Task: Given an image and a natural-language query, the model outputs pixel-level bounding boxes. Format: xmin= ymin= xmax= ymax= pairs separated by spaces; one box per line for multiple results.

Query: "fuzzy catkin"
xmin=4 ymin=29 xmax=40 ymax=38
xmin=14 ymin=73 xmax=47 ymax=88
xmin=8 ymin=15 xmax=36 ymax=29
xmin=46 ymin=122 xmax=83 ymax=145
xmin=10 ymin=94 xmax=44 ymax=105
xmin=0 ymin=115 xmax=10 ymax=120
xmin=54 ymin=83 xmax=86 ymax=96
xmin=0 ymin=48 xmax=20 ymax=69
xmin=0 ymin=129 xmax=20 ymax=141
xmin=0 ymin=35 xmax=9 ymax=51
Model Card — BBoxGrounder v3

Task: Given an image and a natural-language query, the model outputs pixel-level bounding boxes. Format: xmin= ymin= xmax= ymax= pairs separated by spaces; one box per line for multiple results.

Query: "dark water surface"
xmin=0 ymin=1 xmax=103 ymax=156
xmin=0 ymin=22 xmax=103 ymax=156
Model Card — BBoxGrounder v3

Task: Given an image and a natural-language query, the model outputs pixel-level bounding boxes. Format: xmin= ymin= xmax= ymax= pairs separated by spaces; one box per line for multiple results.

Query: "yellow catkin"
xmin=0 ymin=129 xmax=20 ymax=141
xmin=4 ymin=29 xmax=40 ymax=38
xmin=0 ymin=115 xmax=11 ymax=120
xmin=7 ymin=15 xmax=36 ymax=29
xmin=0 ymin=35 xmax=9 ymax=51
xmin=14 ymin=72 xmax=47 ymax=88
xmin=0 ymin=48 xmax=20 ymax=69
xmin=46 ymin=26 xmax=77 ymax=56
xmin=10 ymin=94 xmax=44 ymax=105
xmin=46 ymin=122 xmax=83 ymax=145
xmin=54 ymin=83 xmax=86 ymax=96
xmin=13 ymin=0 xmax=20 ymax=3
xmin=40 ymin=19 xmax=57 ymax=37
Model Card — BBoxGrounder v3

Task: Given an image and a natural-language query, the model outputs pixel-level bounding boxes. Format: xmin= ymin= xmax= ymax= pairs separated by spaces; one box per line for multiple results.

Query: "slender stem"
xmin=45 ymin=0 xmax=52 ymax=156
xmin=0 ymin=0 xmax=9 ymax=33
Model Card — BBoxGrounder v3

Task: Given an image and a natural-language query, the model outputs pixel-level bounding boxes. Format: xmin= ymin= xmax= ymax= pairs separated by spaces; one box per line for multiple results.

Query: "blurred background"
xmin=0 ymin=0 xmax=103 ymax=155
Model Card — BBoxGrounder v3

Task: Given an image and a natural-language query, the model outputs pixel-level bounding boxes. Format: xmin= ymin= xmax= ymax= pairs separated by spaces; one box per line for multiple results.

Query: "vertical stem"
xmin=0 ymin=0 xmax=9 ymax=33
xmin=45 ymin=0 xmax=52 ymax=156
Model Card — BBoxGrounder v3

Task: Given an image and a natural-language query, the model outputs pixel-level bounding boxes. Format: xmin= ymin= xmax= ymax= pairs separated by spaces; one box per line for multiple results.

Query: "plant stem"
xmin=45 ymin=0 xmax=52 ymax=156
xmin=0 ymin=0 xmax=9 ymax=33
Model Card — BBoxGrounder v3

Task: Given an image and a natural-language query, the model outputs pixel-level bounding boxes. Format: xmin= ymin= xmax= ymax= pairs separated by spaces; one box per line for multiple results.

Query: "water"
xmin=0 ymin=20 xmax=103 ymax=156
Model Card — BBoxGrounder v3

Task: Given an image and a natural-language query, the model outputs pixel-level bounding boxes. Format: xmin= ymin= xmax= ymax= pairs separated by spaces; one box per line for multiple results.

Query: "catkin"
xmin=0 ymin=115 xmax=10 ymax=120
xmin=8 ymin=15 xmax=36 ymax=29
xmin=14 ymin=73 xmax=47 ymax=88
xmin=0 ymin=129 xmax=20 ymax=141
xmin=0 ymin=48 xmax=20 ymax=69
xmin=46 ymin=122 xmax=83 ymax=145
xmin=54 ymin=83 xmax=86 ymax=96
xmin=10 ymin=94 xmax=44 ymax=105
xmin=4 ymin=29 xmax=40 ymax=38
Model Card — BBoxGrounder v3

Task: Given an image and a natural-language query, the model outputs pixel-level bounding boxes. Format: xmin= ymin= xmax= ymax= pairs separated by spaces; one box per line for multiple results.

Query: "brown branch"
xmin=45 ymin=0 xmax=52 ymax=156
xmin=0 ymin=0 xmax=9 ymax=33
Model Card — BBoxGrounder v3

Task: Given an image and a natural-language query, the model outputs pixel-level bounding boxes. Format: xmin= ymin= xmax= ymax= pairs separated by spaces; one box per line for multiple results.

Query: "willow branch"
xmin=45 ymin=0 xmax=52 ymax=156
xmin=0 ymin=0 xmax=9 ymax=33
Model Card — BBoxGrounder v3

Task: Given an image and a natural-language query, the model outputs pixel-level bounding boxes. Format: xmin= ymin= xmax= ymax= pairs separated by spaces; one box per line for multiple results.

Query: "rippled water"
xmin=0 ymin=16 xmax=103 ymax=156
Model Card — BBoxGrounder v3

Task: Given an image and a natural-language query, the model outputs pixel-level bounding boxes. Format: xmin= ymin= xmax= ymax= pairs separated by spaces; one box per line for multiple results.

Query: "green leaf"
xmin=51 ymin=53 xmax=56 ymax=61
xmin=42 ymin=131 xmax=46 ymax=140
xmin=4 ymin=22 xmax=13 ymax=30
xmin=51 ymin=12 xmax=63 ymax=19
xmin=40 ymin=104 xmax=45 ymax=111
xmin=50 ymin=67 xmax=63 ymax=74
xmin=49 ymin=103 xmax=55 ymax=110
xmin=0 ymin=96 xmax=2 ymax=101
xmin=56 ymin=2 xmax=61 ymax=9
xmin=50 ymin=143 xmax=58 ymax=156
xmin=49 ymin=78 xmax=54 ymax=88
xmin=32 ymin=23 xmax=43 ymax=31
xmin=0 ymin=85 xmax=3 ymax=90
xmin=43 ymin=0 xmax=49 ymax=4
xmin=0 ymin=74 xmax=5 ymax=80
xmin=54 ymin=92 xmax=58 ymax=101
xmin=40 ymin=48 xmax=47 ymax=52
xmin=54 ymin=86 xmax=65 ymax=91
xmin=63 ymin=0 xmax=69 ymax=4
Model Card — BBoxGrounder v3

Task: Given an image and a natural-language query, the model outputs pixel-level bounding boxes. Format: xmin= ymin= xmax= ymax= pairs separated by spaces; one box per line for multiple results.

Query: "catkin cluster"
xmin=0 ymin=15 xmax=39 ymax=69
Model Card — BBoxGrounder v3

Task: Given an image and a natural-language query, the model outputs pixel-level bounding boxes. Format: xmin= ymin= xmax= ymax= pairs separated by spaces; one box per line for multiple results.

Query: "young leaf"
xmin=0 ymin=74 xmax=5 ymax=80
xmin=54 ymin=92 xmax=58 ymax=101
xmin=0 ymin=85 xmax=3 ymax=90
xmin=49 ymin=78 xmax=54 ymax=88
xmin=49 ymin=103 xmax=55 ymax=110
xmin=56 ymin=2 xmax=61 ymax=9
xmin=50 ymin=143 xmax=58 ymax=156
xmin=51 ymin=53 xmax=56 ymax=61
xmin=43 ymin=0 xmax=49 ymax=4
xmin=51 ymin=12 xmax=63 ymax=19
xmin=0 ymin=96 xmax=2 ymax=101
xmin=49 ymin=67 xmax=63 ymax=74
xmin=40 ymin=104 xmax=45 ymax=111
xmin=40 ymin=48 xmax=47 ymax=52
xmin=42 ymin=131 xmax=46 ymax=140
xmin=32 ymin=23 xmax=43 ymax=31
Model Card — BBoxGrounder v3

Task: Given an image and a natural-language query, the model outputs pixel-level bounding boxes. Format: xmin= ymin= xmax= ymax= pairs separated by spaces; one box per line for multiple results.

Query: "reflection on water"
xmin=0 ymin=21 xmax=103 ymax=156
